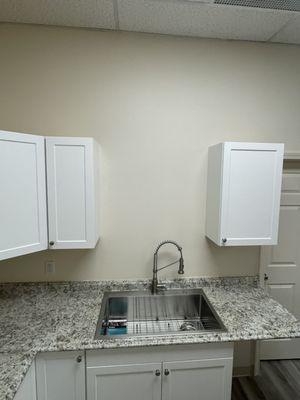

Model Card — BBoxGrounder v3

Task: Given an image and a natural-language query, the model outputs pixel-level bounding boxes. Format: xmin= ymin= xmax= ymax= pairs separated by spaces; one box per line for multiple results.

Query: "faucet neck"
xmin=154 ymin=240 xmax=182 ymax=255
xmin=151 ymin=240 xmax=184 ymax=294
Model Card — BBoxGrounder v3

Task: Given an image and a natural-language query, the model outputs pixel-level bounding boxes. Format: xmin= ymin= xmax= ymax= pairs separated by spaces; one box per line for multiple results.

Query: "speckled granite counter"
xmin=0 ymin=352 xmax=36 ymax=400
xmin=0 ymin=276 xmax=299 ymax=400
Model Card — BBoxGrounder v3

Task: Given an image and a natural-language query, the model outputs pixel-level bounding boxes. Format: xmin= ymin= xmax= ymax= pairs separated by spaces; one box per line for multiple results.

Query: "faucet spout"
xmin=151 ymin=240 xmax=185 ymax=294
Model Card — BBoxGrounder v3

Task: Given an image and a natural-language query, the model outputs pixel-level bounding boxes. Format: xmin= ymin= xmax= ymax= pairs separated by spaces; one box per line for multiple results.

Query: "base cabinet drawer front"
xmin=87 ymin=363 xmax=162 ymax=400
xmin=161 ymin=358 xmax=233 ymax=400
xmin=36 ymin=351 xmax=85 ymax=400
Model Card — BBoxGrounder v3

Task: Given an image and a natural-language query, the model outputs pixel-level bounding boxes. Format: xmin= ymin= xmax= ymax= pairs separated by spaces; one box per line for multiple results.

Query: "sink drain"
xmin=179 ymin=322 xmax=197 ymax=331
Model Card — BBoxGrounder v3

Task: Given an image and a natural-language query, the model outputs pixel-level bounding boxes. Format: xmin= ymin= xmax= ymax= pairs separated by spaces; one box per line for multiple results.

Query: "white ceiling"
xmin=0 ymin=0 xmax=299 ymax=44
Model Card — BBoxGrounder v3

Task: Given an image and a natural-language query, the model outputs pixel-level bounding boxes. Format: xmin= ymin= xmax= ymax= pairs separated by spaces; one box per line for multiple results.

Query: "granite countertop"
xmin=0 ymin=352 xmax=36 ymax=400
xmin=0 ymin=276 xmax=299 ymax=400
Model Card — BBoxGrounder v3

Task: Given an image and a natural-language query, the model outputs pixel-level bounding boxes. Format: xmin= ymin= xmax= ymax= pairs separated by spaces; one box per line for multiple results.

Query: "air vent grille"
xmin=214 ymin=0 xmax=300 ymax=12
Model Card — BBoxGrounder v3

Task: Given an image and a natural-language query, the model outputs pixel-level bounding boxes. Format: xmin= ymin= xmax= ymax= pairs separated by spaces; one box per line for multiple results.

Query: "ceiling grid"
xmin=0 ymin=0 xmax=299 ymax=44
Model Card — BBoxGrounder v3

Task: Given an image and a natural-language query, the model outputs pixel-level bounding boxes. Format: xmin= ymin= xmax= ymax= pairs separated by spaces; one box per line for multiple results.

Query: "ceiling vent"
xmin=214 ymin=0 xmax=300 ymax=12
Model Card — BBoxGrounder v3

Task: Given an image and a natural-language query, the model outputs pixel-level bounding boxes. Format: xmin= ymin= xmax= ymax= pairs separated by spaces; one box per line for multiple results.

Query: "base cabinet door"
xmin=162 ymin=358 xmax=233 ymax=400
xmin=36 ymin=351 xmax=85 ymax=400
xmin=87 ymin=363 xmax=162 ymax=400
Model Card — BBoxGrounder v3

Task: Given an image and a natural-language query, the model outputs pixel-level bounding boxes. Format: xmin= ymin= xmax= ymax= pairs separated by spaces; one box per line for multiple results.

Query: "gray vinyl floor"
xmin=232 ymin=360 xmax=300 ymax=400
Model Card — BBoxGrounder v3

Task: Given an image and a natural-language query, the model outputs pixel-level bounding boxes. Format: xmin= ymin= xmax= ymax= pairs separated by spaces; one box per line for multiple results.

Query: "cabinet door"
xmin=221 ymin=142 xmax=284 ymax=246
xmin=14 ymin=361 xmax=37 ymax=400
xmin=46 ymin=137 xmax=99 ymax=249
xmin=0 ymin=130 xmax=47 ymax=260
xmin=162 ymin=358 xmax=232 ymax=400
xmin=36 ymin=351 xmax=85 ymax=400
xmin=87 ymin=363 xmax=162 ymax=400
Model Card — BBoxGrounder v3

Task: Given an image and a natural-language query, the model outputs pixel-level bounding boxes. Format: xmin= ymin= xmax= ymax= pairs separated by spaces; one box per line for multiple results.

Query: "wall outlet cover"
xmin=45 ymin=261 xmax=56 ymax=275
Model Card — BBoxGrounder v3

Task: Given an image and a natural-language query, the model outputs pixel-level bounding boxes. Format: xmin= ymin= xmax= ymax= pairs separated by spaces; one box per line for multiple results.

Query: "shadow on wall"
xmin=205 ymin=238 xmax=260 ymax=277
xmin=0 ymin=239 xmax=260 ymax=282
xmin=0 ymin=249 xmax=91 ymax=282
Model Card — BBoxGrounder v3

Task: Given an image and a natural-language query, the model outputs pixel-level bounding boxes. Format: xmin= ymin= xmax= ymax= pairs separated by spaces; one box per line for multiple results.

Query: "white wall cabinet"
xmin=206 ymin=142 xmax=284 ymax=246
xmin=0 ymin=130 xmax=100 ymax=261
xmin=36 ymin=351 xmax=85 ymax=400
xmin=0 ymin=130 xmax=48 ymax=261
xmin=46 ymin=137 xmax=99 ymax=249
xmin=86 ymin=343 xmax=233 ymax=400
xmin=14 ymin=361 xmax=37 ymax=400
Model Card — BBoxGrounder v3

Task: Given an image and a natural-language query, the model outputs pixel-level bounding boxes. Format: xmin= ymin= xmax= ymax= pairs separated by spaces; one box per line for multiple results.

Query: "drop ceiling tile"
xmin=270 ymin=14 xmax=300 ymax=44
xmin=0 ymin=0 xmax=116 ymax=29
xmin=118 ymin=0 xmax=293 ymax=41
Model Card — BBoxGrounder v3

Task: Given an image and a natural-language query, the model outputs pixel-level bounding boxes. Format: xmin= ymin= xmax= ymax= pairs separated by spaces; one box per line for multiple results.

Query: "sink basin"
xmin=95 ymin=289 xmax=226 ymax=338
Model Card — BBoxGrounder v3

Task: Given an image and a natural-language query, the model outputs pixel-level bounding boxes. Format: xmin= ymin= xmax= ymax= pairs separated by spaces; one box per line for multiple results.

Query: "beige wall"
xmin=0 ymin=23 xmax=300 ymax=282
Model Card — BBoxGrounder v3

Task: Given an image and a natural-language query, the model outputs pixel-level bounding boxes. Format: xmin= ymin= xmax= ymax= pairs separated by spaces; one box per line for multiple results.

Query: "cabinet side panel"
xmin=205 ymin=144 xmax=223 ymax=245
xmin=269 ymin=144 xmax=284 ymax=244
xmin=92 ymin=139 xmax=100 ymax=245
xmin=14 ymin=361 xmax=37 ymax=400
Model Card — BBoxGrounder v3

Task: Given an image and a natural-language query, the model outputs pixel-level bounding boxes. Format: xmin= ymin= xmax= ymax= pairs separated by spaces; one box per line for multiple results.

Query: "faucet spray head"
xmin=178 ymin=257 xmax=184 ymax=275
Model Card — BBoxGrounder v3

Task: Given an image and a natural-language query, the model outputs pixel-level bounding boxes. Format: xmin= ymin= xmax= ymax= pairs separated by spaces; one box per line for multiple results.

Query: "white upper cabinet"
xmin=206 ymin=142 xmax=284 ymax=246
xmin=0 ymin=130 xmax=48 ymax=260
xmin=0 ymin=131 xmax=100 ymax=261
xmin=46 ymin=137 xmax=100 ymax=249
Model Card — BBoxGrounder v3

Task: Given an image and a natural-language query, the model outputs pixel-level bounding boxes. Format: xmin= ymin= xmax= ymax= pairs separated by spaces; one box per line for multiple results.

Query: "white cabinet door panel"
xmin=46 ymin=137 xmax=99 ymax=249
xmin=0 ymin=130 xmax=47 ymax=260
xmin=162 ymin=358 xmax=233 ymax=400
xmin=221 ymin=143 xmax=283 ymax=246
xmin=87 ymin=363 xmax=161 ymax=400
xmin=206 ymin=142 xmax=284 ymax=246
xmin=36 ymin=351 xmax=85 ymax=400
xmin=223 ymin=147 xmax=278 ymax=242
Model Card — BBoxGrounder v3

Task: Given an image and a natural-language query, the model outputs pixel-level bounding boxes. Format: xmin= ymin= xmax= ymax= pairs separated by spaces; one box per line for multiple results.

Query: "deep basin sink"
xmin=95 ymin=289 xmax=226 ymax=338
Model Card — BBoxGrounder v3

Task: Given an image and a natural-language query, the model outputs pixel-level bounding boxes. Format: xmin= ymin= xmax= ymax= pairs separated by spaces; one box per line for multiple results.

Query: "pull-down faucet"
xmin=151 ymin=240 xmax=184 ymax=294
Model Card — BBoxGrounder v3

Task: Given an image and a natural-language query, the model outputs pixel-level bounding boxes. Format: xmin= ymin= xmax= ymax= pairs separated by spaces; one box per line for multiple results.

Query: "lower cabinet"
xmin=86 ymin=343 xmax=233 ymax=400
xmin=14 ymin=344 xmax=233 ymax=400
xmin=35 ymin=351 xmax=85 ymax=400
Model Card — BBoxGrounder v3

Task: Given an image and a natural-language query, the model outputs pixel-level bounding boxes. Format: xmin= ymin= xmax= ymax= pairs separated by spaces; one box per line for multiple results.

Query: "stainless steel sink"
xmin=95 ymin=289 xmax=226 ymax=338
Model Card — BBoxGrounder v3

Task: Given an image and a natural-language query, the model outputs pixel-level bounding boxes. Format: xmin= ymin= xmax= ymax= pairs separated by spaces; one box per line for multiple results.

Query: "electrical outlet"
xmin=45 ymin=261 xmax=56 ymax=275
